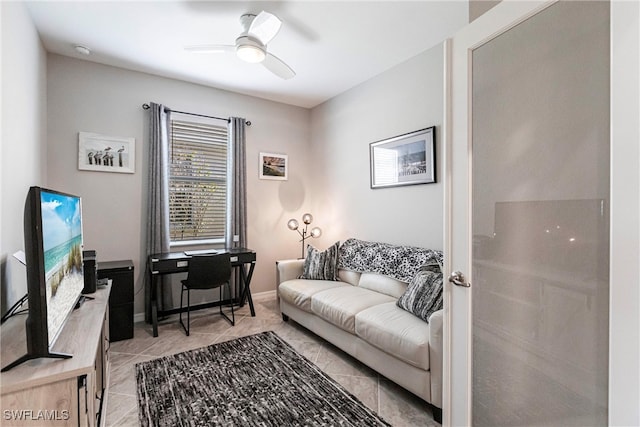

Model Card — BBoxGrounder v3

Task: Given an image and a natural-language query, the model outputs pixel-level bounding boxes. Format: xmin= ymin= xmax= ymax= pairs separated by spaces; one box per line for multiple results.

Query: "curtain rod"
xmin=142 ymin=103 xmax=251 ymax=126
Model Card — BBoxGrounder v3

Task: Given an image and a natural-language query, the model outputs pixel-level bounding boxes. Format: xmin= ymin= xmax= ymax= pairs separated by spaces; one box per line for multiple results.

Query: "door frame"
xmin=608 ymin=1 xmax=640 ymax=425
xmin=442 ymin=1 xmax=640 ymax=425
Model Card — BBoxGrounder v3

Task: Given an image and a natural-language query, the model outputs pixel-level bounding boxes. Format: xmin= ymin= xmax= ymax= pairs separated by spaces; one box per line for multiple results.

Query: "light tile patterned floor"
xmin=105 ymin=294 xmax=440 ymax=426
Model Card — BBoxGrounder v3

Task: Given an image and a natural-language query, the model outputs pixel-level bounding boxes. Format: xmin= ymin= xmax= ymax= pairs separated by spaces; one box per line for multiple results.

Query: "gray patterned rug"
xmin=136 ymin=331 xmax=390 ymax=426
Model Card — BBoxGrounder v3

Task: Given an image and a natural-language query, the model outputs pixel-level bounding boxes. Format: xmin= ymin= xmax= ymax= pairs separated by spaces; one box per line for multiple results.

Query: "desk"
xmin=148 ymin=248 xmax=256 ymax=337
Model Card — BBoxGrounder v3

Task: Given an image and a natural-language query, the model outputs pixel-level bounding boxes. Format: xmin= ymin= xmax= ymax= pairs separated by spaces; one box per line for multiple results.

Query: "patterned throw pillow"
xmin=300 ymin=242 xmax=340 ymax=281
xmin=396 ymin=263 xmax=443 ymax=323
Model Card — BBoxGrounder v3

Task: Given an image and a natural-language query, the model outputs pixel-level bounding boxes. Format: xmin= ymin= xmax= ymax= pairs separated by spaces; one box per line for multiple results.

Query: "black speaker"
xmin=97 ymin=260 xmax=134 ymax=342
xmin=82 ymin=250 xmax=97 ymax=294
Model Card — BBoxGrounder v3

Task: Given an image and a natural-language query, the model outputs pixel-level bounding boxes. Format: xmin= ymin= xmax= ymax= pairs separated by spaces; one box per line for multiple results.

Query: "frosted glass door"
xmin=470 ymin=2 xmax=609 ymax=425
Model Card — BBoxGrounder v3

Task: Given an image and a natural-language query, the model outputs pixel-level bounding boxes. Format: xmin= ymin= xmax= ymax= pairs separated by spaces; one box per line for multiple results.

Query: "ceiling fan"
xmin=185 ymin=11 xmax=296 ymax=80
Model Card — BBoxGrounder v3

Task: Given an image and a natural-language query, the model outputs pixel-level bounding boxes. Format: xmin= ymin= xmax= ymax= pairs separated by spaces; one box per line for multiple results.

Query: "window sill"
xmin=170 ymin=238 xmax=225 ymax=248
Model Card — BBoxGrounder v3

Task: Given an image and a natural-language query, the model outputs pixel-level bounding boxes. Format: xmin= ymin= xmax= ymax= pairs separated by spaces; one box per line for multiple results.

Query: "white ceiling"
xmin=25 ymin=1 xmax=468 ymax=109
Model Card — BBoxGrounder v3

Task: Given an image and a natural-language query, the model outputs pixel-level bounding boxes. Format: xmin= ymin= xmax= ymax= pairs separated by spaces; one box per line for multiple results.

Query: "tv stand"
xmin=1 ymin=350 xmax=72 ymax=373
xmin=1 ymin=284 xmax=111 ymax=426
xmin=74 ymin=294 xmax=95 ymax=310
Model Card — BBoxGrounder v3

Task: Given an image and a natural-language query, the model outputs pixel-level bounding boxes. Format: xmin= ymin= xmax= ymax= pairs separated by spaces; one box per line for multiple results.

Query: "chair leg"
xmin=186 ymin=288 xmax=191 ymax=335
xmin=228 ymin=281 xmax=235 ymax=325
xmin=179 ymin=285 xmax=185 ymax=335
xmin=219 ymin=283 xmax=235 ymax=326
xmin=179 ymin=284 xmax=190 ymax=336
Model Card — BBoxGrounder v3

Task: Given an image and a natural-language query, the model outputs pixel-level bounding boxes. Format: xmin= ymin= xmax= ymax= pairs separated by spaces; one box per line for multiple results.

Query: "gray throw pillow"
xmin=396 ymin=263 xmax=443 ymax=323
xmin=300 ymin=242 xmax=340 ymax=281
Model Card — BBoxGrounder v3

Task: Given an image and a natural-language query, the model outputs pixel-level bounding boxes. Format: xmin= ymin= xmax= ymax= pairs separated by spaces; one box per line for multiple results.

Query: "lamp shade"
xmin=302 ymin=213 xmax=313 ymax=225
xmin=287 ymin=219 xmax=299 ymax=231
xmin=310 ymin=227 xmax=322 ymax=238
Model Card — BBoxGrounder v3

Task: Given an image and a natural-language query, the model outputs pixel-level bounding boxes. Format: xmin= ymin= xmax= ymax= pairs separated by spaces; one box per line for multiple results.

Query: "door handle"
xmin=448 ymin=271 xmax=470 ymax=287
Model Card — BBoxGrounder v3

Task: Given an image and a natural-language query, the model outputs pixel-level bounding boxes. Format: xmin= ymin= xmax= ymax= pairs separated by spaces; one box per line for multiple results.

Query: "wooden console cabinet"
xmin=1 ymin=285 xmax=111 ymax=426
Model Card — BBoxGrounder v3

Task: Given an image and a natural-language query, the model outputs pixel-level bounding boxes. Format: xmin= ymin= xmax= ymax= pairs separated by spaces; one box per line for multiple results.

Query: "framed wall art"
xmin=78 ymin=132 xmax=135 ymax=174
xmin=370 ymin=127 xmax=435 ymax=189
xmin=259 ymin=152 xmax=288 ymax=181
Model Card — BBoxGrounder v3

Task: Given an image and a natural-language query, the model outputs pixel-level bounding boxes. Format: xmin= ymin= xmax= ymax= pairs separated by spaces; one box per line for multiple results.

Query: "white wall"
xmin=309 ymin=44 xmax=444 ymax=251
xmin=46 ymin=55 xmax=310 ymax=318
xmin=0 ymin=2 xmax=48 ymax=313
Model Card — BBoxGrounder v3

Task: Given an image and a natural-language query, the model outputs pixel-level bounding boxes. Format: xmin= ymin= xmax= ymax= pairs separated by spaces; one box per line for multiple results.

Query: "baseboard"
xmin=251 ymin=289 xmax=277 ymax=301
xmin=133 ymin=290 xmax=278 ymax=323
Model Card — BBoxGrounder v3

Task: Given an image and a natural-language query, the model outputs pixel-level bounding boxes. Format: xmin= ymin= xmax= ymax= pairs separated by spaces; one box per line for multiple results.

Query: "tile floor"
xmin=104 ymin=294 xmax=440 ymax=426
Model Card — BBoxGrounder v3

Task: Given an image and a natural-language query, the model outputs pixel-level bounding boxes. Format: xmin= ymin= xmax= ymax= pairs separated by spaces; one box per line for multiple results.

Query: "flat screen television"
xmin=1 ymin=186 xmax=85 ymax=372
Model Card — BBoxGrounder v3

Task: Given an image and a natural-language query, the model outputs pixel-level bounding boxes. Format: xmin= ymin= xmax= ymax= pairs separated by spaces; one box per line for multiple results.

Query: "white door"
xmin=443 ymin=1 xmax=620 ymax=425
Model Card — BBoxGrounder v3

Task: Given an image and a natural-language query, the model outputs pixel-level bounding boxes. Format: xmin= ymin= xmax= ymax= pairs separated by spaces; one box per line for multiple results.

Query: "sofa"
xmin=277 ymin=238 xmax=444 ymax=422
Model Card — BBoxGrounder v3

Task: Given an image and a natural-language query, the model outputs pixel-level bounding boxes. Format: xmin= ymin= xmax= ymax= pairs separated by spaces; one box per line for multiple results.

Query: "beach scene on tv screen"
xmin=41 ymin=191 xmax=84 ymax=344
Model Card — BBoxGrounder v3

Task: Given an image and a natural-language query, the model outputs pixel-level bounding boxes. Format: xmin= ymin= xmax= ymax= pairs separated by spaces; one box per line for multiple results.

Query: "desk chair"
xmin=179 ymin=253 xmax=235 ymax=336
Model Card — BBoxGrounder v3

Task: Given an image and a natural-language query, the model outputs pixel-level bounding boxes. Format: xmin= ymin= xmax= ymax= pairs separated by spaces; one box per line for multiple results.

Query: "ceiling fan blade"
xmin=263 ymin=52 xmax=295 ymax=80
xmin=184 ymin=44 xmax=235 ymax=54
xmin=248 ymin=11 xmax=282 ymax=45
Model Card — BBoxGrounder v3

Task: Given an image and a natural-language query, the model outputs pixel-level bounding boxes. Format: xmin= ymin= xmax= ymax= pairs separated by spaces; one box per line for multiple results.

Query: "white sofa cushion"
xmin=355 ymin=302 xmax=430 ymax=370
xmin=310 ymin=287 xmax=395 ymax=333
xmin=358 ymin=272 xmax=407 ymax=298
xmin=337 ymin=269 xmax=361 ymax=286
xmin=279 ymin=279 xmax=348 ymax=312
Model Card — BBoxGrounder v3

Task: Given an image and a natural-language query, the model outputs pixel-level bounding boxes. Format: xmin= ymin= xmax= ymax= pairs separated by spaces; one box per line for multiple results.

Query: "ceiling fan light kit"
xmin=235 ymin=36 xmax=266 ymax=63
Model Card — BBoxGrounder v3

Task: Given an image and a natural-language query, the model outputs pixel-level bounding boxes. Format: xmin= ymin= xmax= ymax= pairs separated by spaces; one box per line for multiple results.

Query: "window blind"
xmin=169 ymin=119 xmax=228 ymax=242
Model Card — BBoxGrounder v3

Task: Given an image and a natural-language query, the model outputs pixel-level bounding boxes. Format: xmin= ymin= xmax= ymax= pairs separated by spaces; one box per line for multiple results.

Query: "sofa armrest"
xmin=428 ymin=309 xmax=443 ymax=408
xmin=276 ymin=259 xmax=304 ymax=284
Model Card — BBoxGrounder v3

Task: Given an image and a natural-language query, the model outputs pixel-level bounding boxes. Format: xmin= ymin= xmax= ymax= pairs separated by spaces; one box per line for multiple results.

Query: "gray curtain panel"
xmin=145 ymin=102 xmax=172 ymax=321
xmin=225 ymin=117 xmax=247 ymax=249
xmin=225 ymin=117 xmax=247 ymax=297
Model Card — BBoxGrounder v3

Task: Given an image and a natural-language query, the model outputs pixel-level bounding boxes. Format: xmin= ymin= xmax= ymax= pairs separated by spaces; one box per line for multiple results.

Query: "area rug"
xmin=136 ymin=331 xmax=390 ymax=426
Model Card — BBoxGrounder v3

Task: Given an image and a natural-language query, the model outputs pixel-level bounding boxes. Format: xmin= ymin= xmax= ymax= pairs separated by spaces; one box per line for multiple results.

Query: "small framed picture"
xmin=370 ymin=127 xmax=436 ymax=189
xmin=78 ymin=132 xmax=135 ymax=174
xmin=259 ymin=152 xmax=288 ymax=181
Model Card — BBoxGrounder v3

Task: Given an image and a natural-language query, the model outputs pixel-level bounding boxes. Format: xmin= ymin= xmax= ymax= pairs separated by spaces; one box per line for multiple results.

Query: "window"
xmin=169 ymin=119 xmax=228 ymax=244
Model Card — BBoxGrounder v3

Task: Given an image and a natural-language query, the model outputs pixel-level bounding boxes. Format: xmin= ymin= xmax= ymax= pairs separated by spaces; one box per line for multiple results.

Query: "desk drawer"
xmin=233 ymin=252 xmax=257 ymax=264
xmin=150 ymin=259 xmax=187 ymax=274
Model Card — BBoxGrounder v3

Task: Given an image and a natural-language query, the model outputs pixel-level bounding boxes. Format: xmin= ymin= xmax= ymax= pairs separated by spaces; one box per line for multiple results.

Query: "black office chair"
xmin=179 ymin=253 xmax=235 ymax=336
